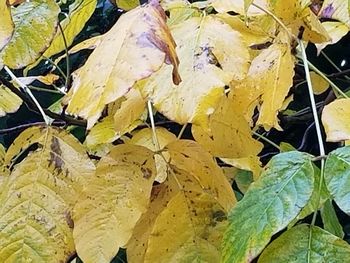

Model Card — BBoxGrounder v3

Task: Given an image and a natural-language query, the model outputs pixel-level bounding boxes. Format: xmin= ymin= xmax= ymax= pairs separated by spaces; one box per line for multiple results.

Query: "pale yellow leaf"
xmin=85 ymin=89 xmax=147 ymax=156
xmin=0 ymin=143 xmax=5 ymax=166
xmin=161 ymin=0 xmax=201 ymax=26
xmin=17 ymin=74 xmax=59 ymax=86
xmin=140 ymin=15 xmax=250 ymax=127
xmin=310 ymin=71 xmax=329 ymax=95
xmin=0 ymin=84 xmax=22 ymax=117
xmin=316 ymin=22 xmax=349 ymax=54
xmin=322 ymin=98 xmax=350 ymax=142
xmin=210 ymin=0 xmax=269 ymax=15
xmin=301 ymin=8 xmax=331 ymax=43
xmin=0 ymin=0 xmax=13 ymax=51
xmin=0 ymin=127 xmax=95 ymax=262
xmin=0 ymin=0 xmax=60 ymax=69
xmin=127 ymin=127 xmax=176 ymax=182
xmin=319 ymin=0 xmax=350 ymax=26
xmin=165 ymin=140 xmax=236 ymax=212
xmin=192 ymin=96 xmax=263 ymax=159
xmin=73 ymin=144 xmax=157 ymax=263
xmin=64 ymin=1 xmax=180 ymax=129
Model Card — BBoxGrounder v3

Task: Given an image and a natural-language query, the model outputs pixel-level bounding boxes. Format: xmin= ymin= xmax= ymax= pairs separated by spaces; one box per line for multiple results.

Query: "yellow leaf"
xmin=162 ymin=0 xmax=201 ymax=26
xmin=116 ymin=0 xmax=140 ymax=10
xmin=316 ymin=22 xmax=349 ymax=54
xmin=30 ymin=0 xmax=97 ymax=69
xmin=140 ymin=15 xmax=250 ymax=127
xmin=64 ymin=1 xmax=180 ymax=129
xmin=0 ymin=0 xmax=60 ymax=69
xmin=73 ymin=144 xmax=157 ymax=263
xmin=310 ymin=71 xmax=329 ymax=95
xmin=210 ymin=0 xmax=269 ymax=15
xmin=165 ymin=140 xmax=236 ymax=212
xmin=127 ymin=181 xmax=179 ymax=263
xmin=0 ymin=0 xmax=13 ymax=51
xmin=232 ymin=36 xmax=295 ymax=130
xmin=216 ymin=13 xmax=275 ymax=46
xmin=192 ymin=96 xmax=263 ymax=159
xmin=127 ymin=127 xmax=177 ymax=182
xmin=0 ymin=127 xmax=95 ymax=262
xmin=0 ymin=143 xmax=5 ymax=167
xmin=221 ymin=156 xmax=262 ymax=180
xmin=0 ymin=84 xmax=22 ymax=117
xmin=322 ymin=98 xmax=350 ymax=142
xmin=301 ymin=8 xmax=331 ymax=43
xmin=85 ymin=89 xmax=147 ymax=156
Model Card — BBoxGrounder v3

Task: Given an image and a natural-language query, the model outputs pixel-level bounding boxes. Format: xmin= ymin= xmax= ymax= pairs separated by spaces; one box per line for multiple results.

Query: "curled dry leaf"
xmin=64 ymin=1 xmax=180 ymax=129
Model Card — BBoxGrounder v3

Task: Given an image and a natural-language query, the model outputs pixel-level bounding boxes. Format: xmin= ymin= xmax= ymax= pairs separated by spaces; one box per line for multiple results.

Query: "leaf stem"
xmin=4 ymin=66 xmax=51 ymax=125
xmin=58 ymin=22 xmax=70 ymax=91
xmin=298 ymin=40 xmax=325 ymax=227
xmin=252 ymin=131 xmax=281 ymax=151
xmin=177 ymin=124 xmax=187 ymax=139
xmin=147 ymin=101 xmax=160 ymax=151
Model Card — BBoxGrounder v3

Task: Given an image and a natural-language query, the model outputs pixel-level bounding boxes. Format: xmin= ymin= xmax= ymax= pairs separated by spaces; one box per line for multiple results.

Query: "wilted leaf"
xmin=321 ymin=199 xmax=344 ymax=238
xmin=259 ymin=224 xmax=350 ymax=262
xmin=222 ymin=151 xmax=314 ymax=262
xmin=73 ymin=144 xmax=157 ymax=263
xmin=0 ymin=84 xmax=22 ymax=117
xmin=140 ymin=15 xmax=250 ymax=127
xmin=64 ymin=1 xmax=180 ymax=128
xmin=0 ymin=0 xmax=60 ymax=68
xmin=316 ymin=22 xmax=349 ymax=54
xmin=324 ymin=146 xmax=350 ymax=214
xmin=0 ymin=127 xmax=95 ymax=262
xmin=165 ymin=140 xmax=237 ymax=212
xmin=192 ymin=96 xmax=263 ymax=159
xmin=127 ymin=127 xmax=176 ymax=182
xmin=322 ymin=98 xmax=350 ymax=142
xmin=0 ymin=0 xmax=13 ymax=51
xmin=310 ymin=71 xmax=329 ymax=95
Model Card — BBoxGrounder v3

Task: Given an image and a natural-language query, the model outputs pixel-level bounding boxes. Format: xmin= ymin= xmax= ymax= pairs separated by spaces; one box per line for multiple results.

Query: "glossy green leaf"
xmin=259 ymin=224 xmax=350 ymax=262
xmin=35 ymin=0 xmax=97 ymax=66
xmin=321 ymin=199 xmax=344 ymax=238
xmin=325 ymin=146 xmax=350 ymax=214
xmin=0 ymin=0 xmax=60 ymax=68
xmin=222 ymin=151 xmax=314 ymax=263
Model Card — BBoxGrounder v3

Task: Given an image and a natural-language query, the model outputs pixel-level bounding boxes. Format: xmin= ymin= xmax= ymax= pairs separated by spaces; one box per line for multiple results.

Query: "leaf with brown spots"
xmin=0 ymin=126 xmax=95 ymax=262
xmin=73 ymin=144 xmax=157 ymax=263
xmin=63 ymin=0 xmax=180 ymax=129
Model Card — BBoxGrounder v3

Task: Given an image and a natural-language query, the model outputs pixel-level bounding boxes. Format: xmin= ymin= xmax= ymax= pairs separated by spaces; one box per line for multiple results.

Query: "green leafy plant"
xmin=1 ymin=0 xmax=350 ymax=262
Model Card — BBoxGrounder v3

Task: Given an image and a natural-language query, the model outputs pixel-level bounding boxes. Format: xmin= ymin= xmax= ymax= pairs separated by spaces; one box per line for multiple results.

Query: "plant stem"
xmin=252 ymin=131 xmax=281 ymax=151
xmin=177 ymin=124 xmax=187 ymax=139
xmin=4 ymin=66 xmax=51 ymax=125
xmin=298 ymin=40 xmax=325 ymax=227
xmin=58 ymin=22 xmax=70 ymax=91
xmin=147 ymin=101 xmax=160 ymax=151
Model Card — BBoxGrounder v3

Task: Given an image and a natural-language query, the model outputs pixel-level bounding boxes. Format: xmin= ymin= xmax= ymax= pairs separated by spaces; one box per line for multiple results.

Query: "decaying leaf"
xmin=73 ymin=144 xmax=157 ymax=263
xmin=322 ymin=98 xmax=350 ymax=142
xmin=140 ymin=15 xmax=250 ymax=127
xmin=0 ymin=0 xmax=60 ymax=68
xmin=64 ymin=1 xmax=180 ymax=129
xmin=0 ymin=84 xmax=22 ymax=117
xmin=0 ymin=126 xmax=95 ymax=262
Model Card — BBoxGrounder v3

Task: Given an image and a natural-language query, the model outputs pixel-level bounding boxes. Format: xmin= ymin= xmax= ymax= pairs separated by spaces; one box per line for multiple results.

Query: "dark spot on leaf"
xmin=49 ymin=137 xmax=64 ymax=174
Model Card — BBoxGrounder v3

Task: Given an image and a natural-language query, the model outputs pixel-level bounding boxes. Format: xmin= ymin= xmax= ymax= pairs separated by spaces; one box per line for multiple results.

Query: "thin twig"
xmin=0 ymin=121 xmax=66 ymax=135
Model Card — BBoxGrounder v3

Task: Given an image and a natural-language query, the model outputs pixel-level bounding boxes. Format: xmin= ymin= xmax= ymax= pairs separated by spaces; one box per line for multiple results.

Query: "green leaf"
xmin=321 ymin=199 xmax=345 ymax=238
xmin=222 ymin=151 xmax=314 ymax=263
xmin=0 ymin=84 xmax=22 ymax=117
xmin=259 ymin=224 xmax=350 ymax=262
xmin=325 ymin=145 xmax=350 ymax=214
xmin=0 ymin=0 xmax=60 ymax=69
